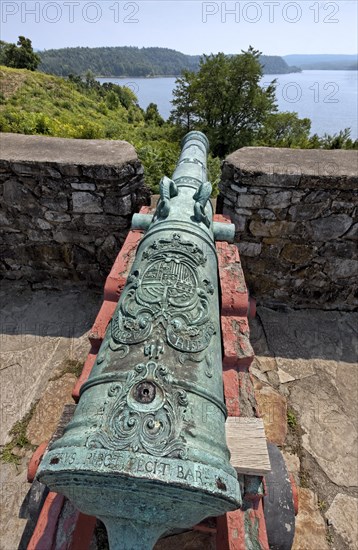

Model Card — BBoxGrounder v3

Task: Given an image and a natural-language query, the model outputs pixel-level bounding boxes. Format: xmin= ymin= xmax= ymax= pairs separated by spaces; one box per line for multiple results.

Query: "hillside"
xmin=38 ymin=46 xmax=300 ymax=77
xmin=260 ymin=55 xmax=300 ymax=74
xmin=0 ymin=66 xmax=136 ymax=138
xmin=0 ymin=66 xmax=180 ymax=191
xmin=39 ymin=47 xmax=201 ymax=77
xmin=283 ymin=54 xmax=358 ymax=70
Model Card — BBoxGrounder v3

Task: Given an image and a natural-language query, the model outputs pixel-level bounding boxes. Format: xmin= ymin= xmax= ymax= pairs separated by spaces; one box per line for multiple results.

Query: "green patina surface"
xmin=37 ymin=132 xmax=241 ymax=549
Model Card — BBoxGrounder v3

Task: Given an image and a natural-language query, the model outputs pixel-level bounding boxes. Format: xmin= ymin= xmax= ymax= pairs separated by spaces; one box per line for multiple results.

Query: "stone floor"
xmin=250 ymin=306 xmax=358 ymax=550
xmin=0 ymin=282 xmax=101 ymax=550
xmin=1 ymin=283 xmax=357 ymax=549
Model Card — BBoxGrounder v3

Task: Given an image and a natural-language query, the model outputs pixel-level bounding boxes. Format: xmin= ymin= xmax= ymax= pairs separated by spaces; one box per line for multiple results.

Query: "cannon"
xmin=37 ymin=131 xmax=243 ymax=549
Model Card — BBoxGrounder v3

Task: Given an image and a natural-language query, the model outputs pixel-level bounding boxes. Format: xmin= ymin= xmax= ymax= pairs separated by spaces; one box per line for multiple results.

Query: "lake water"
xmin=98 ymin=70 xmax=358 ymax=138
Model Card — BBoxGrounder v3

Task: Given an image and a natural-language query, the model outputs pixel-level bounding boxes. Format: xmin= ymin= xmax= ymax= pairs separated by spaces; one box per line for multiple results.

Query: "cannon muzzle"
xmin=37 ymin=132 xmax=241 ymax=549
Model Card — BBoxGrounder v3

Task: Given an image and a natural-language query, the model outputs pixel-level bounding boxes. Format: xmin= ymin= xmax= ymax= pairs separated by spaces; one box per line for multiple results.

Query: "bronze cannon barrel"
xmin=37 ymin=131 xmax=241 ymax=549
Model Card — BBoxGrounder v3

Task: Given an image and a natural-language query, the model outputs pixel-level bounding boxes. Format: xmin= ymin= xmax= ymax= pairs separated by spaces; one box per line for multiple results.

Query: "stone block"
xmin=289 ymin=203 xmax=329 ymax=221
xmin=257 ymin=209 xmax=276 ymax=220
xmin=42 ymin=165 xmax=62 ymax=179
xmin=308 ymin=214 xmax=353 ymax=241
xmin=238 ymin=194 xmax=263 ymax=208
xmin=253 ymin=380 xmax=287 ymax=446
xmin=59 ymin=164 xmax=82 ymax=177
xmin=44 ymin=211 xmax=71 ymax=223
xmin=37 ymin=218 xmax=52 ymax=230
xmin=292 ymin=489 xmax=329 ymax=550
xmin=83 ymin=214 xmax=129 ymax=227
xmin=232 ymin=214 xmax=247 ymax=233
xmin=319 ymin=240 xmax=356 ymax=259
xmin=235 ymin=207 xmax=252 ymax=216
xmin=41 ymin=197 xmax=68 ymax=211
xmin=238 ymin=241 xmax=262 ymax=257
xmin=96 ymin=234 xmax=119 ymax=263
xmin=331 ymin=200 xmax=355 ymax=213
xmin=3 ymin=179 xmax=25 ymax=206
xmin=344 ymin=222 xmax=358 ymax=241
xmin=72 ymin=192 xmax=102 ymax=213
xmin=281 ymin=243 xmax=315 ymax=264
xmin=216 ymin=241 xmax=249 ymax=316
xmin=221 ymin=316 xmax=254 ymax=368
xmin=326 ymin=493 xmax=358 ymax=549
xmin=103 ymin=194 xmax=132 ymax=215
xmin=27 ymin=230 xmax=49 ymax=242
xmin=305 ymin=190 xmax=333 ymax=203
xmin=250 ymin=220 xmax=295 ymax=238
xmin=70 ymin=182 xmax=96 ymax=191
xmin=264 ymin=190 xmax=292 ymax=208
xmin=324 ymin=258 xmax=358 ymax=280
xmin=11 ymin=162 xmax=40 ymax=176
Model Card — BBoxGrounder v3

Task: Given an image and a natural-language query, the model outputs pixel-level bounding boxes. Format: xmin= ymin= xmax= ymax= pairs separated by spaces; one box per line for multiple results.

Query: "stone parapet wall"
xmin=218 ymin=147 xmax=358 ymax=310
xmin=0 ymin=133 xmax=150 ymax=287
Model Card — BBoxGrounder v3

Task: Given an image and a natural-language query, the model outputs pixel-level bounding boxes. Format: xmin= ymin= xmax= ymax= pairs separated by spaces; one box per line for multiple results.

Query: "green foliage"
xmin=50 ymin=358 xmax=84 ymax=381
xmin=144 ymin=103 xmax=164 ymax=126
xmin=316 ymin=128 xmax=358 ymax=149
xmin=106 ymin=91 xmax=119 ymax=110
xmin=1 ymin=36 xmax=40 ymax=71
xmin=318 ymin=499 xmax=327 ymax=512
xmin=287 ymin=410 xmax=298 ymax=430
xmin=171 ymin=48 xmax=277 ymax=156
xmin=256 ymin=112 xmax=312 ymax=148
xmin=170 ymin=70 xmax=197 ymax=132
xmin=207 ymin=155 xmax=221 ymax=197
xmin=300 ymin=470 xmax=310 ymax=488
xmin=137 ymin=141 xmax=180 ymax=193
xmin=0 ymin=403 xmax=37 ymax=465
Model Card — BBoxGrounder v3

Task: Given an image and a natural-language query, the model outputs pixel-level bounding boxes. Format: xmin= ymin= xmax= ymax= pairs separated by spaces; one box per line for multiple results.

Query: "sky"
xmin=1 ymin=0 xmax=357 ymax=55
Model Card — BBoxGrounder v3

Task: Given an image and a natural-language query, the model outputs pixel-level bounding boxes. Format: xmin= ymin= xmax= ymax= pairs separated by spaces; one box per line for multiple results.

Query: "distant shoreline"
xmin=96 ymin=71 xmax=304 ymax=79
xmin=96 ymin=68 xmax=357 ymax=79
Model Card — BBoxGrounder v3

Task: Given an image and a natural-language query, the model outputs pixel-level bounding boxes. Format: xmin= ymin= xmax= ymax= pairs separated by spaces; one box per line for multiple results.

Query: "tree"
xmin=144 ymin=103 xmax=164 ymax=126
xmin=256 ymin=112 xmax=311 ymax=148
xmin=169 ymin=70 xmax=197 ymax=131
xmin=1 ymin=36 xmax=40 ymax=71
xmin=106 ymin=90 xmax=119 ymax=110
xmin=170 ymin=47 xmax=277 ymax=156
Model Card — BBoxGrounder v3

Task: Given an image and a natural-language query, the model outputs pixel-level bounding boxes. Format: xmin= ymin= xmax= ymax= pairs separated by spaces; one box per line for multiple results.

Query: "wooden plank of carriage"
xmin=225 ymin=417 xmax=271 ymax=476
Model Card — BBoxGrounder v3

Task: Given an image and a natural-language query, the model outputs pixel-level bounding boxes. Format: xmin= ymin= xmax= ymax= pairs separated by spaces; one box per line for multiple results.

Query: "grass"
xmin=0 ymin=356 xmax=83 ymax=465
xmin=50 ymin=358 xmax=84 ymax=381
xmin=326 ymin=531 xmax=334 ymax=545
xmin=318 ymin=499 xmax=327 ymax=512
xmin=299 ymin=469 xmax=310 ymax=488
xmin=287 ymin=409 xmax=298 ymax=430
xmin=0 ymin=402 xmax=37 ymax=465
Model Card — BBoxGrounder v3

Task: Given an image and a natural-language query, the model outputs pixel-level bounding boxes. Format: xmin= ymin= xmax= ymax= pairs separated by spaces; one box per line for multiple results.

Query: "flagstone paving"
xmin=250 ymin=306 xmax=358 ymax=550
xmin=0 ymin=282 xmax=101 ymax=550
